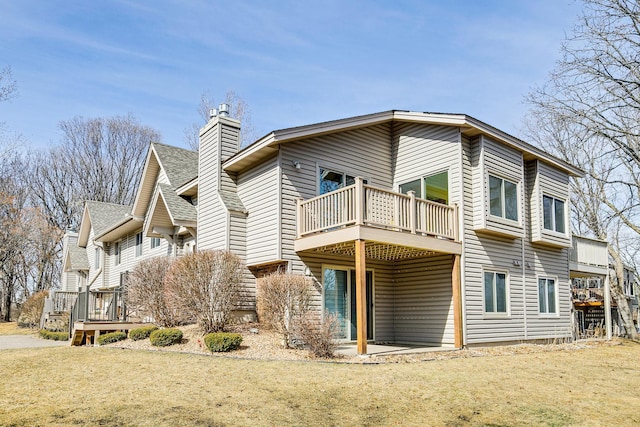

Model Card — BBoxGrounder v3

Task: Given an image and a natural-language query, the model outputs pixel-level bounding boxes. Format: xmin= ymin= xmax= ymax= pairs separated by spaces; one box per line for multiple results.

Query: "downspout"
xmin=522 ymin=236 xmax=527 ymax=340
xmin=87 ymin=242 xmax=104 ymax=289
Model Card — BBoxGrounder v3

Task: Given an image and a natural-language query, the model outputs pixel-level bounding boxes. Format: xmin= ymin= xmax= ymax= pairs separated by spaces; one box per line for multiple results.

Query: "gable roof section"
xmin=222 ymin=110 xmax=584 ymax=177
xmin=131 ymin=143 xmax=198 ymax=219
xmin=77 ymin=201 xmax=132 ymax=247
xmin=64 ymin=244 xmax=89 ymax=272
xmin=144 ymin=183 xmax=197 ymax=237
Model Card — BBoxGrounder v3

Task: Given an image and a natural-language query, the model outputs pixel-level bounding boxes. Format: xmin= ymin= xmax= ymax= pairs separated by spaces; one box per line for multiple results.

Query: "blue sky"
xmin=0 ymin=0 xmax=582 ymax=150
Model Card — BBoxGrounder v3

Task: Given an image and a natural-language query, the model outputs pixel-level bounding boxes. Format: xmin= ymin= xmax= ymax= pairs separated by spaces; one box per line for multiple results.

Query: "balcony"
xmin=569 ymin=235 xmax=608 ymax=276
xmin=295 ymin=178 xmax=461 ymax=259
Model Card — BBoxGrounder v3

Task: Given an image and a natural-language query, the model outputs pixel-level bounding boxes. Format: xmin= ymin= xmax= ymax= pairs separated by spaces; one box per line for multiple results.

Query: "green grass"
xmin=0 ymin=341 xmax=639 ymax=426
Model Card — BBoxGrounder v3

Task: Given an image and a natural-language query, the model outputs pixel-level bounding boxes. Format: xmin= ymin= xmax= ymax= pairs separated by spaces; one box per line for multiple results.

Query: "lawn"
xmin=0 ymin=322 xmax=35 ymax=336
xmin=1 ymin=341 xmax=639 ymax=426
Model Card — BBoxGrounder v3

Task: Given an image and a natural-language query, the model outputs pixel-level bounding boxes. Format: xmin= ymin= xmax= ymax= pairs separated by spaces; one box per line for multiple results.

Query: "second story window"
xmin=94 ymin=247 xmax=101 ymax=269
xmin=114 ymin=241 xmax=121 ymax=266
xmin=150 ymin=237 xmax=161 ymax=249
xmin=543 ymin=195 xmax=565 ymax=233
xmin=489 ymin=175 xmax=518 ymax=221
xmin=319 ymin=168 xmax=357 ymax=195
xmin=399 ymin=171 xmax=449 ymax=204
xmin=135 ymin=232 xmax=143 ymax=257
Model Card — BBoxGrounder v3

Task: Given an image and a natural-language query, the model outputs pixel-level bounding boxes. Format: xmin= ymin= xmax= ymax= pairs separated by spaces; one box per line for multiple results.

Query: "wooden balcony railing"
xmin=296 ymin=177 xmax=458 ymax=240
xmin=569 ymin=235 xmax=608 ymax=268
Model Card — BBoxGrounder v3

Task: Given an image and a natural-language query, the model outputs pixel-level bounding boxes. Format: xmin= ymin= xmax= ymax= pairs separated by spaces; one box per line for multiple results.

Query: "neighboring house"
xmin=569 ymin=235 xmax=638 ymax=338
xmin=64 ymin=107 xmax=591 ymax=353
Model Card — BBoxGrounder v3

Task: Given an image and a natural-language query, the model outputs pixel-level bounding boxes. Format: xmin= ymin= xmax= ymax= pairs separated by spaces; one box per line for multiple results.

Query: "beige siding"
xmin=198 ymin=120 xmax=227 ymax=250
xmin=530 ymin=160 xmax=571 ymax=247
xmin=220 ymin=121 xmax=240 ymax=194
xmin=280 ymin=124 xmax=394 ymax=262
xmin=473 ymin=136 xmax=525 ymax=238
xmin=86 ymin=229 xmax=103 ymax=290
xmin=237 ymin=155 xmax=279 ymax=266
xmin=393 ymin=255 xmax=455 ymax=345
xmin=229 ymin=212 xmax=254 ymax=310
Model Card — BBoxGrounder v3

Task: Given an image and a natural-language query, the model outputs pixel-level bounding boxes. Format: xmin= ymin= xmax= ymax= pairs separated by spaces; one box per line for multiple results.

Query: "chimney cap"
xmin=208 ymin=108 xmax=218 ymax=119
xmin=218 ymin=103 xmax=230 ymax=117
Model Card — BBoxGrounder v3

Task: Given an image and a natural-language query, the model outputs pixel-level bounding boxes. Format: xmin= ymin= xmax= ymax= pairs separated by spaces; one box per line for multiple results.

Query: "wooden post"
xmin=452 ymin=254 xmax=463 ymax=348
xmin=355 ymin=239 xmax=367 ymax=354
xmin=604 ymin=273 xmax=612 ymax=340
xmin=355 ymin=177 xmax=364 ymax=226
xmin=296 ymin=198 xmax=303 ymax=238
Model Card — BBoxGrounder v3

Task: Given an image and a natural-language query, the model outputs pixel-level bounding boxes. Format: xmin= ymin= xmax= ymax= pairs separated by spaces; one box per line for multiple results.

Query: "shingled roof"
xmin=85 ymin=201 xmax=132 ymax=236
xmin=65 ymin=244 xmax=89 ymax=271
xmin=152 ymin=143 xmax=199 ymax=188
xmin=157 ymin=183 xmax=197 ymax=224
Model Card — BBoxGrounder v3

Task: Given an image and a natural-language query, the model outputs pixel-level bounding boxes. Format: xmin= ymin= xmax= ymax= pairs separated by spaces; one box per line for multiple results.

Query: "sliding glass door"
xmin=323 ymin=267 xmax=374 ymax=341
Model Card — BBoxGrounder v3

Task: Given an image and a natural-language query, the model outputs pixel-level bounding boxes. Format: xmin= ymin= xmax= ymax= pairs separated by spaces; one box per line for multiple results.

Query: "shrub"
xmin=256 ymin=272 xmax=311 ymax=348
xmin=296 ymin=311 xmax=341 ymax=358
xmin=97 ymin=331 xmax=127 ymax=345
xmin=203 ymin=332 xmax=243 ymax=352
xmin=149 ymin=328 xmax=183 ymax=347
xmin=129 ymin=325 xmax=159 ymax=341
xmin=165 ymin=250 xmax=243 ymax=333
xmin=125 ymin=257 xmax=178 ymax=327
xmin=44 ymin=312 xmax=70 ymax=332
xmin=39 ymin=330 xmax=69 ymax=341
xmin=17 ymin=291 xmax=49 ymax=328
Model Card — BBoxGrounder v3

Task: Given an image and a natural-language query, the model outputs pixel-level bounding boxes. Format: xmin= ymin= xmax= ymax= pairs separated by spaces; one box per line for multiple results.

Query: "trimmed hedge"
xmin=97 ymin=331 xmax=127 ymax=345
xmin=150 ymin=328 xmax=183 ymax=347
xmin=203 ymin=332 xmax=243 ymax=352
xmin=39 ymin=330 xmax=69 ymax=341
xmin=129 ymin=325 xmax=158 ymax=341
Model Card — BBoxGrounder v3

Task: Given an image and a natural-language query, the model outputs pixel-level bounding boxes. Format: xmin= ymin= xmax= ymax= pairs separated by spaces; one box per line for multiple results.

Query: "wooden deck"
xmin=70 ymin=321 xmax=148 ymax=346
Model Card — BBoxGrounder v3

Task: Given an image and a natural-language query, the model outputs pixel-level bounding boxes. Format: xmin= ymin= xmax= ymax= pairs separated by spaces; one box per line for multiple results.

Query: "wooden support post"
xmin=355 ymin=239 xmax=367 ymax=355
xmin=452 ymin=254 xmax=463 ymax=348
xmin=355 ymin=177 xmax=364 ymax=226
xmin=408 ymin=190 xmax=416 ymax=234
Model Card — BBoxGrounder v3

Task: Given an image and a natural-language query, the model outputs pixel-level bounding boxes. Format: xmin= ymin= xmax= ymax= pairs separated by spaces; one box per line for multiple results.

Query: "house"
xmin=64 ymin=107 xmax=590 ymax=353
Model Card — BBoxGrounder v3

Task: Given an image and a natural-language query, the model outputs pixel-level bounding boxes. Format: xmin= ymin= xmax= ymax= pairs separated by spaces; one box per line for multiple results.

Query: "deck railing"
xmin=70 ymin=286 xmax=126 ymax=323
xmin=569 ymin=235 xmax=608 ymax=268
xmin=297 ymin=177 xmax=458 ymax=240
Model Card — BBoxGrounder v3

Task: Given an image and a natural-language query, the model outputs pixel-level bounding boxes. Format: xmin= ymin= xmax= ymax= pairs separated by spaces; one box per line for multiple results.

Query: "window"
xmin=484 ymin=271 xmax=507 ymax=314
xmin=135 ymin=232 xmax=143 ymax=257
xmin=150 ymin=237 xmax=161 ymax=249
xmin=489 ymin=175 xmax=518 ymax=221
xmin=114 ymin=241 xmax=121 ymax=266
xmin=399 ymin=171 xmax=449 ymax=204
xmin=543 ymin=195 xmax=565 ymax=233
xmin=538 ymin=278 xmax=557 ymax=314
xmin=319 ymin=168 xmax=363 ymax=195
xmin=94 ymin=247 xmax=101 ymax=269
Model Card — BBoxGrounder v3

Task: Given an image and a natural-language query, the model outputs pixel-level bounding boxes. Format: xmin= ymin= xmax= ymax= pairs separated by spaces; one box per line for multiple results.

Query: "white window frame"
xmin=114 ymin=241 xmax=121 ymax=266
xmin=538 ymin=276 xmax=559 ymax=316
xmin=542 ymin=194 xmax=567 ymax=234
xmin=150 ymin=237 xmax=161 ymax=249
xmin=135 ymin=232 xmax=143 ymax=257
xmin=94 ymin=247 xmax=101 ymax=269
xmin=482 ymin=268 xmax=510 ymax=317
xmin=487 ymin=174 xmax=519 ymax=222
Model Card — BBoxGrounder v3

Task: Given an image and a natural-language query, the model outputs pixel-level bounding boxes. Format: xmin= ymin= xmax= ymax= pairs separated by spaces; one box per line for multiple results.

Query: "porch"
xmin=295 ymin=178 xmax=462 ymax=355
xmin=69 ymin=285 xmax=140 ymax=346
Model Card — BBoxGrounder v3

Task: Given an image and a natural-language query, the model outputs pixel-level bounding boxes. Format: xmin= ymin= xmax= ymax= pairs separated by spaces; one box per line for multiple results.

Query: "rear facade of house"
xmin=63 ymin=109 xmax=581 ymax=349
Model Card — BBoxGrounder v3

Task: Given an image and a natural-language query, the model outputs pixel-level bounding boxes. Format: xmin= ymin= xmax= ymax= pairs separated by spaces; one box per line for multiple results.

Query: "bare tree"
xmin=29 ymin=114 xmax=159 ymax=231
xmin=183 ymin=90 xmax=256 ymax=150
xmin=0 ymin=66 xmax=17 ymax=102
xmin=165 ymin=250 xmax=243 ymax=333
xmin=526 ymin=0 xmax=640 ymax=338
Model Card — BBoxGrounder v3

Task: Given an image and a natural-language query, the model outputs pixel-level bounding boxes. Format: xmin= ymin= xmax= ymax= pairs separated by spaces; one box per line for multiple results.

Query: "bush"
xmin=44 ymin=312 xmax=70 ymax=332
xmin=149 ymin=328 xmax=183 ymax=347
xmin=17 ymin=291 xmax=49 ymax=328
xmin=125 ymin=257 xmax=178 ymax=327
xmin=203 ymin=332 xmax=243 ymax=352
xmin=129 ymin=325 xmax=159 ymax=341
xmin=97 ymin=331 xmax=127 ymax=345
xmin=165 ymin=250 xmax=243 ymax=333
xmin=256 ymin=272 xmax=311 ymax=348
xmin=296 ymin=311 xmax=341 ymax=358
xmin=39 ymin=330 xmax=69 ymax=341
